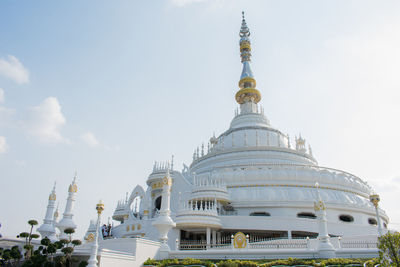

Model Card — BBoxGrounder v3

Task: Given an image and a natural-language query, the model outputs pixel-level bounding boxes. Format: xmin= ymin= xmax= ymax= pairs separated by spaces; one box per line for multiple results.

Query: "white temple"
xmin=34 ymin=13 xmax=389 ymax=265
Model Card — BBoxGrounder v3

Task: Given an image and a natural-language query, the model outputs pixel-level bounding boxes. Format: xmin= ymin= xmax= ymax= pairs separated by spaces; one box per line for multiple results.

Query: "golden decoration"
xmin=233 ymin=232 xmax=247 ymax=249
xmin=49 ymin=193 xmax=56 ymax=201
xmin=238 ymin=77 xmax=256 ymax=89
xmin=143 ymin=210 xmax=149 ymax=215
xmin=235 ymin=88 xmax=261 ymax=104
xmin=126 ymin=225 xmax=130 ymax=232
xmin=68 ymin=184 xmax=78 ymax=193
xmin=96 ymin=201 xmax=105 ymax=214
xmin=132 ymin=225 xmax=135 ymax=231
xmin=314 ymin=200 xmax=326 ymax=211
xmin=86 ymin=233 xmax=95 ymax=242
xmin=240 ymin=42 xmax=251 ymax=51
xmin=370 ymin=194 xmax=380 ymax=207
xmin=152 ymin=181 xmax=164 ymax=190
xmin=137 ymin=224 xmax=141 ymax=230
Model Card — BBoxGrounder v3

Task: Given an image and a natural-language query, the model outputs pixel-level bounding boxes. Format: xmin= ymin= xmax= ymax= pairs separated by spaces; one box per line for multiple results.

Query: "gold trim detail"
xmin=49 ymin=194 xmax=56 ymax=201
xmin=233 ymin=232 xmax=247 ymax=249
xmin=238 ymin=77 xmax=256 ymax=89
xmin=314 ymin=200 xmax=326 ymax=211
xmin=131 ymin=225 xmax=135 ymax=231
xmin=240 ymin=42 xmax=251 ymax=51
xmin=68 ymin=184 xmax=78 ymax=193
xmin=86 ymin=233 xmax=95 ymax=242
xmin=235 ymin=88 xmax=261 ymax=104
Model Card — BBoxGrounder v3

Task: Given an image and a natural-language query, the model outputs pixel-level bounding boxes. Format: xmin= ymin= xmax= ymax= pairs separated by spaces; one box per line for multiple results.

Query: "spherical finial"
xmin=369 ymin=194 xmax=380 ymax=207
xmin=96 ymin=200 xmax=105 ymax=214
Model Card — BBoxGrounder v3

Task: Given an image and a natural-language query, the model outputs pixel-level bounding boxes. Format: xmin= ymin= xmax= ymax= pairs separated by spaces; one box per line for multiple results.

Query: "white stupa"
xmin=37 ymin=183 xmax=57 ymax=241
xmin=56 ymin=173 xmax=78 ymax=240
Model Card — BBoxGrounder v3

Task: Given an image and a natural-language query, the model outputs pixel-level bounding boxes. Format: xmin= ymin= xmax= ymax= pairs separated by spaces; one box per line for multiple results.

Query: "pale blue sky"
xmin=1 ymin=0 xmax=400 ymax=238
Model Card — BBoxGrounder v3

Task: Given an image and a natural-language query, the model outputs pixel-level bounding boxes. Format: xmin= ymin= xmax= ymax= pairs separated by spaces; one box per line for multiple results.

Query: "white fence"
xmin=178 ymin=236 xmax=378 ymax=251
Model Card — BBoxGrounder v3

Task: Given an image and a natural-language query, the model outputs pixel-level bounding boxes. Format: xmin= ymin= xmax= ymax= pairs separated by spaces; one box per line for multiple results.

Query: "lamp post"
xmin=87 ymin=200 xmax=104 ymax=267
xmin=369 ymin=194 xmax=383 ymax=236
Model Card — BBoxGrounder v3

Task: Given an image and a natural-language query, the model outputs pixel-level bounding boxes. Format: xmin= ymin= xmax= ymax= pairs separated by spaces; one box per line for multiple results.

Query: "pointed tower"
xmin=235 ymin=12 xmax=262 ymax=114
xmin=57 ymin=173 xmax=78 ymax=239
xmin=37 ymin=182 xmax=58 ymax=241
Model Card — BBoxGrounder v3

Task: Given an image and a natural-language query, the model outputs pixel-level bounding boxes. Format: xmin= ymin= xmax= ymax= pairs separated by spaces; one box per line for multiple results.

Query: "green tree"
xmin=19 ymin=219 xmax=39 ymax=259
xmin=2 ymin=249 xmax=11 ymax=266
xmin=378 ymin=231 xmax=400 ymax=266
xmin=10 ymin=246 xmax=22 ymax=265
xmin=61 ymin=228 xmax=81 ymax=267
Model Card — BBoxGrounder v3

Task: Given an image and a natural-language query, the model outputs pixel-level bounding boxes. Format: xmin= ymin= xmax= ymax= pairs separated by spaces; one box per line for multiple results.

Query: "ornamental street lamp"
xmin=87 ymin=200 xmax=105 ymax=267
xmin=369 ymin=194 xmax=383 ymax=236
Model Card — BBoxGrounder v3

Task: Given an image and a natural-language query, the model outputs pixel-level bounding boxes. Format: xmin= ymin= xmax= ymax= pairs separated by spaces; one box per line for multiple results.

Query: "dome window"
xmin=297 ymin=212 xmax=316 ymax=219
xmin=368 ymin=218 xmax=377 ymax=226
xmin=250 ymin=212 xmax=271 ymax=216
xmin=384 ymin=222 xmax=387 ymax=229
xmin=339 ymin=215 xmax=354 ymax=223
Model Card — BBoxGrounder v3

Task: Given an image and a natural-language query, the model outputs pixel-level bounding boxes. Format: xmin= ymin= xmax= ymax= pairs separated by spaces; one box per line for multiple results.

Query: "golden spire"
xmin=236 ymin=12 xmax=261 ymax=104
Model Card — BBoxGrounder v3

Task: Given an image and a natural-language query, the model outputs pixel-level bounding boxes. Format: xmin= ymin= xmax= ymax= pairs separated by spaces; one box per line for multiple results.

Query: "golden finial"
xmin=96 ymin=200 xmax=105 ymax=214
xmin=369 ymin=193 xmax=380 ymax=207
xmin=236 ymin=12 xmax=261 ymax=104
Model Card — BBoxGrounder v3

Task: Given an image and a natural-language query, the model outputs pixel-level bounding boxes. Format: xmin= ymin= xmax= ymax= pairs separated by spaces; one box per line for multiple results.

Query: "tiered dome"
xmin=183 ymin=13 xmax=388 ymax=234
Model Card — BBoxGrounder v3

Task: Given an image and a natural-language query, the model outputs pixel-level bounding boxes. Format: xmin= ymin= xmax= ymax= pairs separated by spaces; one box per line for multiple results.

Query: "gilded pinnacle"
xmin=236 ymin=12 xmax=261 ymax=104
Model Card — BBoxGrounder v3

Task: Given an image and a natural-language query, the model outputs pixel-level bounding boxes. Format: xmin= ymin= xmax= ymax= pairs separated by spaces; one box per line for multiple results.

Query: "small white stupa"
xmin=37 ymin=182 xmax=57 ymax=241
xmin=57 ymin=173 xmax=78 ymax=239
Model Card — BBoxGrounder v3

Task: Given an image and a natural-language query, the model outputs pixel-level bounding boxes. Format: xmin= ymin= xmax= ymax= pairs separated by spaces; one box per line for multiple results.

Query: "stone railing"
xmin=176 ymin=200 xmax=221 ymax=228
xmin=191 ymin=178 xmax=230 ymax=202
xmin=176 ymin=236 xmax=378 ymax=251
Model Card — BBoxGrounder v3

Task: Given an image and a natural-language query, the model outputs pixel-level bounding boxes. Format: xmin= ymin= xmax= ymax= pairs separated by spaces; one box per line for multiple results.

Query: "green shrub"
xmin=143 ymin=257 xmax=375 ymax=267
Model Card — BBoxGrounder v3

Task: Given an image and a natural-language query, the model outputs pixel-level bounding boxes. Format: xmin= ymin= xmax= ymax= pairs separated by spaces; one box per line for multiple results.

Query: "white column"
xmin=206 ymin=227 xmax=211 ymax=249
xmin=287 ymin=230 xmax=292 ymax=240
xmin=212 ymin=230 xmax=217 ymax=247
xmin=87 ymin=201 xmax=104 ymax=267
xmin=375 ymin=206 xmax=383 ymax=236
xmin=314 ymin=183 xmax=335 ymax=258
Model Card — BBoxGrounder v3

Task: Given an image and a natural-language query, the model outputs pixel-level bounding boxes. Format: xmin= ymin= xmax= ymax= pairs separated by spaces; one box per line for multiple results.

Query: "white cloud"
xmin=0 ymin=88 xmax=4 ymax=103
xmin=80 ymin=131 xmax=100 ymax=148
xmin=0 ymin=55 xmax=30 ymax=84
xmin=0 ymin=136 xmax=8 ymax=153
xmin=28 ymin=97 xmax=67 ymax=143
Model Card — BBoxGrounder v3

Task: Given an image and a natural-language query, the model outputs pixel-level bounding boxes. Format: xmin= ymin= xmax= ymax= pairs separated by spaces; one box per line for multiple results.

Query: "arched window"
xmin=339 ymin=215 xmax=354 ymax=223
xmin=297 ymin=212 xmax=316 ymax=219
xmin=155 ymin=196 xmax=162 ymax=210
xmin=368 ymin=218 xmax=377 ymax=226
xmin=250 ymin=212 xmax=271 ymax=216
xmin=383 ymin=222 xmax=387 ymax=229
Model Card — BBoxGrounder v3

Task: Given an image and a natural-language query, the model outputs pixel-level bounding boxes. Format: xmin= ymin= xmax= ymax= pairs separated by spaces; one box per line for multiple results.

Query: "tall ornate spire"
xmin=37 ymin=182 xmax=58 ymax=241
xmin=236 ymin=12 xmax=261 ymax=105
xmin=57 ymin=173 xmax=78 ymax=239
